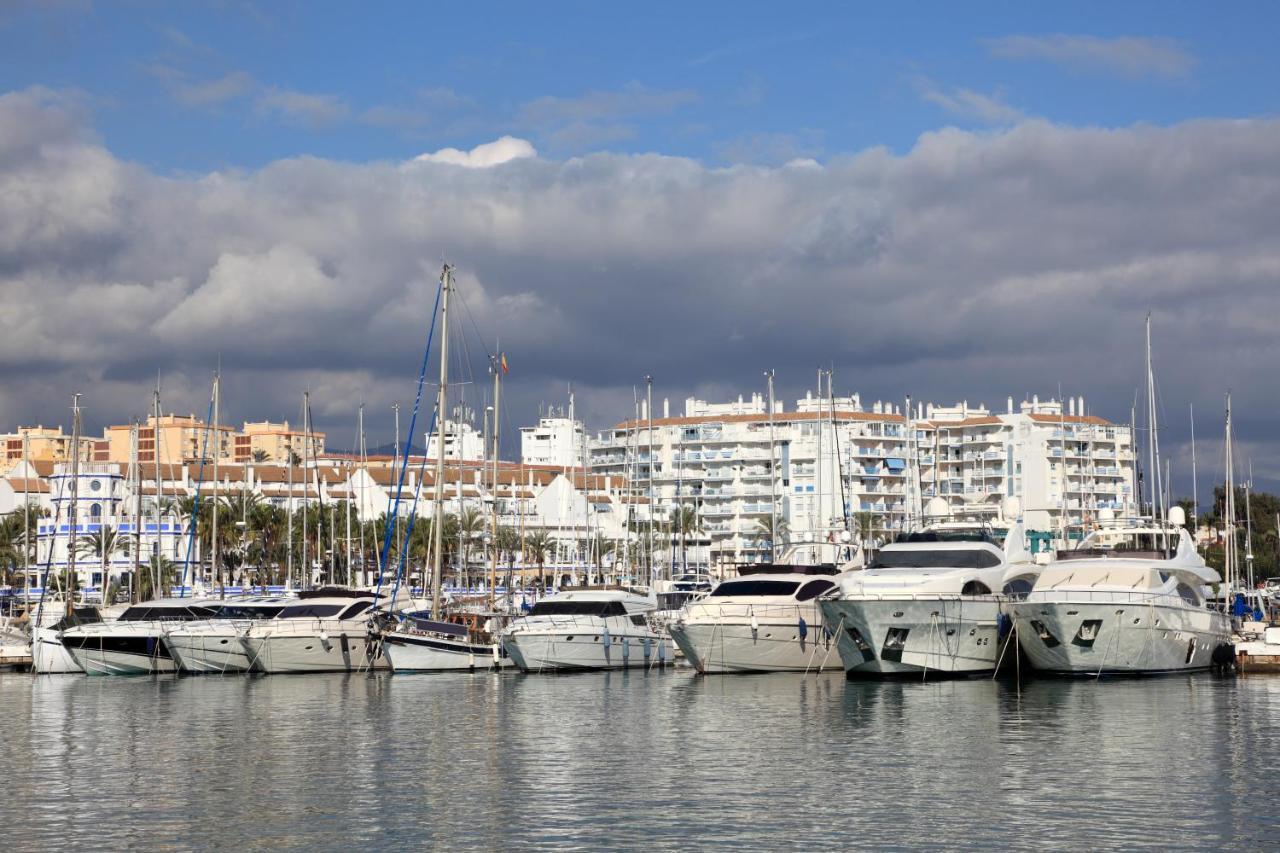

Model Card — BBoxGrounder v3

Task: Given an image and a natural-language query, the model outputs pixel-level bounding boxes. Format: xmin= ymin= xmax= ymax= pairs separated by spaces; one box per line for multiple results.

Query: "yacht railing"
xmin=684 ymin=602 xmax=820 ymax=623
xmin=1024 ymin=589 xmax=1204 ymax=608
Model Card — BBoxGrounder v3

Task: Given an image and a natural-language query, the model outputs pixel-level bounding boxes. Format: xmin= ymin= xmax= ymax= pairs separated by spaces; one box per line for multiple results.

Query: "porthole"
xmin=893 ymin=611 xmax=904 ymax=618
xmin=219 ymin=639 xmax=228 ymax=645
xmin=304 ymin=645 xmax=314 ymax=650
xmin=565 ymin=636 xmax=574 ymax=642
xmin=946 ymin=629 xmax=956 ymax=636
xmin=593 ymin=636 xmax=599 ymax=642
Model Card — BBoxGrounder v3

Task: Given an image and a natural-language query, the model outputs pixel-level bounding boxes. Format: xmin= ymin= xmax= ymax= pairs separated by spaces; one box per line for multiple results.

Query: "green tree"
xmin=752 ymin=516 xmax=789 ymax=559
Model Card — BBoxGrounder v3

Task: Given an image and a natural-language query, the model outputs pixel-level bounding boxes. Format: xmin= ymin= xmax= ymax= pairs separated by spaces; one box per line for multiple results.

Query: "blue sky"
xmin=3 ymin=2 xmax=1277 ymax=172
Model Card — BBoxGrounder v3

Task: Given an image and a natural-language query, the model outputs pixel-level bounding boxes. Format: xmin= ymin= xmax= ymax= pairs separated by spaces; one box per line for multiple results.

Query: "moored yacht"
xmin=819 ymin=513 xmax=1037 ymax=678
xmin=380 ymin=612 xmax=512 ymax=672
xmin=163 ymin=597 xmax=293 ymax=674
xmin=241 ymin=589 xmax=388 ymax=674
xmin=501 ymin=589 xmax=669 ymax=672
xmin=1012 ymin=511 xmax=1233 ymax=675
xmin=19 ymin=600 xmax=104 ymax=674
xmin=61 ymin=599 xmax=220 ymax=675
xmin=670 ymin=568 xmax=841 ymax=673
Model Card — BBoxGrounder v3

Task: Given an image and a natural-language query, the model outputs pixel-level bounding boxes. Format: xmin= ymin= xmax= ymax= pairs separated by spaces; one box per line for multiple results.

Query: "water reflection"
xmin=0 ymin=670 xmax=1276 ymax=849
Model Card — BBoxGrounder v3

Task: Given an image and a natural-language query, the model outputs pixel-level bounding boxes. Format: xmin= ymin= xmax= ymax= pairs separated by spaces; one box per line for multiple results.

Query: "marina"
xmin=1 ymin=670 xmax=1276 ymax=849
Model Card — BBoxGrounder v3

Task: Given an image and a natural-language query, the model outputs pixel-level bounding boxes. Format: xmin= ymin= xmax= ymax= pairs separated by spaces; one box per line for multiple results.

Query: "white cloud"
xmin=4 ymin=87 xmax=1280 ymax=490
xmin=986 ymin=34 xmax=1194 ymax=78
xmin=174 ymin=71 xmax=255 ymax=106
xmin=413 ymin=136 xmax=537 ymax=168
xmin=917 ymin=81 xmax=1024 ymax=124
xmin=255 ymin=87 xmax=348 ymax=126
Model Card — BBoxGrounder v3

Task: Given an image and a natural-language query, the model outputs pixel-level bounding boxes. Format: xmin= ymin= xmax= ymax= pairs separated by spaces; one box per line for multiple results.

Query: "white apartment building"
xmin=425 ymin=408 xmax=486 ymax=462
xmin=520 ymin=415 xmax=587 ymax=467
xmin=590 ymin=391 xmax=1137 ymax=575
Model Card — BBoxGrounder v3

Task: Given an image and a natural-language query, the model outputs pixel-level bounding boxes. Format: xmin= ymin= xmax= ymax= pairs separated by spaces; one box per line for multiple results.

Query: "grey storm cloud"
xmin=2 ymin=86 xmax=1279 ymax=491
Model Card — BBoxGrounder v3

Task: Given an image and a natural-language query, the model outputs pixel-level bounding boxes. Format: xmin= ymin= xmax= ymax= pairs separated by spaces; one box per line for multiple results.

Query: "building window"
xmin=89 ymin=479 xmax=101 ymax=492
xmin=90 ymin=504 xmax=102 ymax=518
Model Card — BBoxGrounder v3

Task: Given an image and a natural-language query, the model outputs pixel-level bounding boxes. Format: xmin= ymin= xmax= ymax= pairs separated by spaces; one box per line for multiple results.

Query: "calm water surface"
xmin=1 ymin=669 xmax=1277 ymax=850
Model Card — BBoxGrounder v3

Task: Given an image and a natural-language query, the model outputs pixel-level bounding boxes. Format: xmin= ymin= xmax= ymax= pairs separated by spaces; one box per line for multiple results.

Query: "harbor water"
xmin=1 ymin=670 xmax=1277 ymax=850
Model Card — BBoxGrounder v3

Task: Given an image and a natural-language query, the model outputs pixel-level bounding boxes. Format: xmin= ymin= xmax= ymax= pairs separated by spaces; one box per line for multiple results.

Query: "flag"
xmin=500 ymin=353 xmax=509 ymax=375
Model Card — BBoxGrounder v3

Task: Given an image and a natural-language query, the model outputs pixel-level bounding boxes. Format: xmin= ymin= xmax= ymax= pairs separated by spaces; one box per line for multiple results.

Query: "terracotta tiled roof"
xmin=5 ymin=478 xmax=49 ymax=494
xmin=1027 ymin=413 xmax=1112 ymax=426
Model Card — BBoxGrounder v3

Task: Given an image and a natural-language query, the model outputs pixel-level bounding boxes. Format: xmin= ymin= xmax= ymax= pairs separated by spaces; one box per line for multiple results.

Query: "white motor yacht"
xmin=670 ymin=569 xmax=841 ymax=673
xmin=501 ymin=589 xmax=670 ymax=672
xmin=61 ymin=599 xmax=221 ymax=675
xmin=163 ymin=597 xmax=293 ymax=674
xmin=381 ymin=613 xmax=512 ymax=672
xmin=241 ymin=590 xmax=387 ymax=674
xmin=1013 ymin=511 xmax=1233 ymax=675
xmin=819 ymin=518 xmax=1037 ymax=678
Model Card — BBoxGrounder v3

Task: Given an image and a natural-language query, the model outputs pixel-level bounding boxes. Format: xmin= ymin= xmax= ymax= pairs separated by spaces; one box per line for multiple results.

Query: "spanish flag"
xmin=500 ymin=353 xmax=509 ymax=375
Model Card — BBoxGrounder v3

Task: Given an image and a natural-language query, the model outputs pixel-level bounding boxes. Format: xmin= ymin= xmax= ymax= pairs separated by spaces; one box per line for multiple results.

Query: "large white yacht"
xmin=241 ymin=590 xmax=387 ymax=674
xmin=819 ymin=512 xmax=1037 ymax=678
xmin=163 ymin=597 xmax=293 ymax=674
xmin=669 ymin=569 xmax=841 ymax=673
xmin=61 ymin=599 xmax=221 ymax=675
xmin=12 ymin=600 xmax=103 ymax=673
xmin=501 ymin=588 xmax=670 ymax=672
xmin=1013 ymin=510 xmax=1233 ymax=675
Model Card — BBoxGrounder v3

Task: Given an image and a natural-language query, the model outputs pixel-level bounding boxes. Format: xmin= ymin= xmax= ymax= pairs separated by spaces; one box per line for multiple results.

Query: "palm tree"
xmin=752 ymin=516 xmax=789 ymax=560
xmin=456 ymin=507 xmax=486 ymax=587
xmin=137 ymin=554 xmax=176 ymax=601
xmin=0 ymin=510 xmax=29 ymax=587
xmin=251 ymin=449 xmax=269 ymax=463
xmin=523 ymin=530 xmax=553 ymax=588
xmin=669 ymin=505 xmax=701 ymax=571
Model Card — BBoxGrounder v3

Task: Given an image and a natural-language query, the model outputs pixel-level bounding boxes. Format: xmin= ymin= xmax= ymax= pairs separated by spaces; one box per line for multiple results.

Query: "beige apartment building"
xmin=233 ymin=421 xmax=325 ymax=464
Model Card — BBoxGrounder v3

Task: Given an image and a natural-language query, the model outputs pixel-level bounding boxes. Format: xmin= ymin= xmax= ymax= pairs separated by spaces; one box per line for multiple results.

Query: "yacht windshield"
xmin=118 ymin=605 xmax=219 ymax=621
xmin=528 ymin=600 xmax=629 ymax=618
xmin=870 ymin=549 xmax=1002 ymax=570
xmin=215 ymin=605 xmax=287 ymax=620
xmin=276 ymin=603 xmax=346 ymax=619
xmin=711 ymin=580 xmax=801 ymax=598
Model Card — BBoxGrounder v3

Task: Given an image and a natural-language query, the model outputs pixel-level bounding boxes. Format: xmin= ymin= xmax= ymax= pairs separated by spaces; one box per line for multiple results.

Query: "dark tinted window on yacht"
xmin=217 ymin=605 xmax=287 ymax=620
xmin=118 ymin=605 xmax=217 ymax=621
xmin=710 ymin=580 xmax=801 ymax=598
xmin=795 ymin=580 xmax=836 ymax=601
xmin=870 ymin=549 xmax=1001 ymax=570
xmin=528 ymin=600 xmax=629 ymax=617
xmin=1175 ymin=583 xmax=1201 ymax=606
xmin=277 ymin=603 xmax=346 ymax=619
xmin=338 ymin=601 xmax=373 ymax=620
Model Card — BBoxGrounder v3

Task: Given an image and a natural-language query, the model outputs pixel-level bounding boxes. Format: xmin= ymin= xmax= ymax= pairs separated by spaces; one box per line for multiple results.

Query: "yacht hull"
xmin=165 ymin=624 xmax=253 ymax=674
xmin=819 ymin=598 xmax=1004 ymax=678
xmin=1013 ymin=598 xmax=1232 ymax=675
xmin=31 ymin=627 xmax=82 ymax=674
xmin=382 ymin=632 xmax=510 ymax=672
xmin=503 ymin=630 xmax=670 ymax=672
xmin=243 ymin=628 xmax=387 ymax=674
xmin=669 ymin=621 xmax=840 ymax=673
xmin=62 ymin=631 xmax=176 ymax=675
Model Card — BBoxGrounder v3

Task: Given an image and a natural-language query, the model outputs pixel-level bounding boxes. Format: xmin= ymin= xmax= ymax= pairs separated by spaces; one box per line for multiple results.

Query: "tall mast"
xmin=1224 ymin=393 xmax=1236 ymax=592
xmin=430 ymin=264 xmax=453 ymax=619
xmin=645 ymin=375 xmax=653 ymax=585
xmin=357 ymin=404 xmax=365 ymax=585
xmin=152 ymin=386 xmax=163 ymax=594
xmin=1245 ymin=460 xmax=1255 ymax=591
xmin=488 ymin=356 xmax=502 ymax=608
xmin=393 ymin=402 xmax=402 ymax=568
xmin=129 ymin=422 xmax=140 ymax=603
xmin=1145 ymin=315 xmax=1164 ymax=524
xmin=302 ymin=391 xmax=309 ymax=589
xmin=21 ymin=433 xmax=30 ymax=604
xmin=766 ymin=370 xmax=777 ymax=563
xmin=814 ymin=369 xmax=823 ymax=563
xmin=286 ymin=441 xmax=294 ymax=591
xmin=1190 ymin=403 xmax=1198 ymax=541
xmin=67 ymin=393 xmax=81 ymax=615
xmin=211 ymin=372 xmax=221 ymax=597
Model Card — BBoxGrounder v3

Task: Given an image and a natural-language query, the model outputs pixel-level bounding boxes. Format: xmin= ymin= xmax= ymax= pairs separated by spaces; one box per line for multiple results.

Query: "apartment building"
xmin=233 ymin=420 xmax=325 ymax=463
xmin=520 ymin=415 xmax=587 ymax=467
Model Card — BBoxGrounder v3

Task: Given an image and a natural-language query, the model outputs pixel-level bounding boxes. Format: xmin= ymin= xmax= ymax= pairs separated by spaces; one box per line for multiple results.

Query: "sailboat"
xmin=380 ymin=265 xmax=511 ymax=672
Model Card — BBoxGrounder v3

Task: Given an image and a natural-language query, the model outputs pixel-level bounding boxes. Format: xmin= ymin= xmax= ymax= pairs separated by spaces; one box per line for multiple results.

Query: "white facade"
xmin=520 ymin=416 xmax=587 ymax=468
xmin=591 ymin=392 xmax=1138 ymax=575
xmin=425 ymin=413 xmax=485 ymax=462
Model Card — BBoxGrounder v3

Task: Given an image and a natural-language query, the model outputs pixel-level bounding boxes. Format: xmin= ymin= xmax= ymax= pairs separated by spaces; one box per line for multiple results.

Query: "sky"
xmin=1 ymin=2 xmax=1278 ymax=498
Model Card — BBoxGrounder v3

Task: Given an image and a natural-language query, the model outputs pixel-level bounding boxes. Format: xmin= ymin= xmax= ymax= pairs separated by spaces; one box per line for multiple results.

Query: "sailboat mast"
xmin=766 ymin=370 xmax=777 ymax=563
xmin=211 ymin=372 xmax=221 ymax=596
xmin=1224 ymin=393 xmax=1236 ymax=592
xmin=1145 ymin=315 xmax=1163 ymax=523
xmin=152 ymin=386 xmax=163 ymax=594
xmin=489 ymin=356 xmax=502 ymax=608
xmin=430 ymin=264 xmax=453 ymax=620
xmin=67 ymin=393 xmax=81 ymax=616
xmin=22 ymin=433 xmax=30 ymax=604
xmin=302 ymin=391 xmax=309 ymax=590
xmin=1190 ymin=403 xmax=1198 ymax=539
xmin=286 ymin=441 xmax=294 ymax=591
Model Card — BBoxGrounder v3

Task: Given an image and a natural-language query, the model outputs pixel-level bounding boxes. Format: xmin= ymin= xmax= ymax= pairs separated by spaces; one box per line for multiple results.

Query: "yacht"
xmin=241 ymin=589 xmax=388 ymax=674
xmin=669 ymin=568 xmax=841 ymax=673
xmin=61 ymin=599 xmax=221 ymax=675
xmin=163 ymin=597 xmax=293 ymax=674
xmin=380 ymin=613 xmax=512 ymax=672
xmin=501 ymin=588 xmax=670 ymax=672
xmin=1012 ymin=511 xmax=1233 ymax=675
xmin=819 ymin=517 xmax=1037 ymax=678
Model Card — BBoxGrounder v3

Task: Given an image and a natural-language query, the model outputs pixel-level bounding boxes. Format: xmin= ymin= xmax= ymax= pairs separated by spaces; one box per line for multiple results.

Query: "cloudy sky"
xmin=1 ymin=2 xmax=1278 ymax=497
